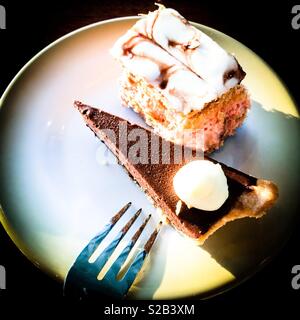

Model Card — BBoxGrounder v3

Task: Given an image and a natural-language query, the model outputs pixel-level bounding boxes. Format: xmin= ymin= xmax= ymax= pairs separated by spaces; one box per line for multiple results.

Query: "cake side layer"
xmin=120 ymin=72 xmax=250 ymax=152
xmin=75 ymin=101 xmax=278 ymax=244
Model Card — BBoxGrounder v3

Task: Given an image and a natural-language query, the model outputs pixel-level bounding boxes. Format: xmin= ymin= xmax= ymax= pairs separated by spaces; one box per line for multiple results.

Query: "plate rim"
xmin=0 ymin=16 xmax=298 ymax=300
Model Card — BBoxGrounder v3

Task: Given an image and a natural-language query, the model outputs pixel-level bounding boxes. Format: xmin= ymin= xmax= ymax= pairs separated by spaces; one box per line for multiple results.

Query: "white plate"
xmin=0 ymin=17 xmax=299 ymax=299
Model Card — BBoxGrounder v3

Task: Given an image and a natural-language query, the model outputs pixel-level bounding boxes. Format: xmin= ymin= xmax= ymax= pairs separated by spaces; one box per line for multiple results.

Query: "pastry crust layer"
xmin=120 ymin=71 xmax=250 ymax=152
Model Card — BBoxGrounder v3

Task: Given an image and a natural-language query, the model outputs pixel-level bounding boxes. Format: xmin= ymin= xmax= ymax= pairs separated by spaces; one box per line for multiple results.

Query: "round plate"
xmin=0 ymin=17 xmax=299 ymax=299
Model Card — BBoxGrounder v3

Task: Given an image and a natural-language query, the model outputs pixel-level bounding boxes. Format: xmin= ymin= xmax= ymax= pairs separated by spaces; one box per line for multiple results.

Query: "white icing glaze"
xmin=136 ymin=6 xmax=243 ymax=94
xmin=111 ymin=31 xmax=218 ymax=114
xmin=111 ymin=6 xmax=245 ymax=113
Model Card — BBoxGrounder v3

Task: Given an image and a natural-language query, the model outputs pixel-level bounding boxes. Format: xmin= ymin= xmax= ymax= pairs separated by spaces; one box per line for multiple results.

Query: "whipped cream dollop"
xmin=111 ymin=5 xmax=245 ymax=114
xmin=173 ymin=160 xmax=229 ymax=211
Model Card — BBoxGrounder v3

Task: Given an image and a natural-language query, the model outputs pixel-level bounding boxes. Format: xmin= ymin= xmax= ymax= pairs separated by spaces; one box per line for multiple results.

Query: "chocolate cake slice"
xmin=75 ymin=101 xmax=278 ymax=244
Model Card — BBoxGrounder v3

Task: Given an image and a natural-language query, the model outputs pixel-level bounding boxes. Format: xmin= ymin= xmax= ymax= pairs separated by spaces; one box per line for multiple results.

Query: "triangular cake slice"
xmin=75 ymin=101 xmax=278 ymax=244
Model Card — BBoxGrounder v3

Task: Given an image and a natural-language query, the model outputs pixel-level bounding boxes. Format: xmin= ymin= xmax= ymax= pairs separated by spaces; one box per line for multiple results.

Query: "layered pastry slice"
xmin=111 ymin=5 xmax=250 ymax=152
xmin=75 ymin=101 xmax=278 ymax=244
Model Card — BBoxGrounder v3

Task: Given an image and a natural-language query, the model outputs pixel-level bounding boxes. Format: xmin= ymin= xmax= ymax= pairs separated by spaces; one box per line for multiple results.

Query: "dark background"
xmin=0 ymin=0 xmax=299 ymax=308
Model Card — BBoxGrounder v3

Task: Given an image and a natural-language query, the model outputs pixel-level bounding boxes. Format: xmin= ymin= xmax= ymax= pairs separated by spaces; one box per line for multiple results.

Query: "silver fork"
xmin=63 ymin=202 xmax=162 ymax=299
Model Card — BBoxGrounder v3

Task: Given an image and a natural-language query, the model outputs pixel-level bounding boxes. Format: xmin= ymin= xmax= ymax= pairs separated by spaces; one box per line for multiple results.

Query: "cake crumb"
xmin=156 ymin=208 xmax=170 ymax=225
xmin=175 ymin=200 xmax=183 ymax=215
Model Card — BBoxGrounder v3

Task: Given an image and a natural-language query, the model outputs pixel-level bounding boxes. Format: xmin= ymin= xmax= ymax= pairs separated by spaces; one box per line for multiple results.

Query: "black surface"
xmin=0 ymin=0 xmax=299 ymax=308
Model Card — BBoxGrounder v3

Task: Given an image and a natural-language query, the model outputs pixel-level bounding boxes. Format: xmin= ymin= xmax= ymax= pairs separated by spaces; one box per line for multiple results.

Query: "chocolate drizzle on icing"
xmin=158 ymin=66 xmax=178 ymax=89
xmin=223 ymin=69 xmax=236 ymax=82
xmin=150 ymin=10 xmax=160 ymax=40
xmin=122 ymin=35 xmax=179 ymax=92
xmin=223 ymin=58 xmax=246 ymax=84
xmin=159 ymin=69 xmax=169 ymax=89
xmin=168 ymin=39 xmax=180 ymax=48
xmin=122 ymin=34 xmax=145 ymax=57
xmin=168 ymin=39 xmax=200 ymax=51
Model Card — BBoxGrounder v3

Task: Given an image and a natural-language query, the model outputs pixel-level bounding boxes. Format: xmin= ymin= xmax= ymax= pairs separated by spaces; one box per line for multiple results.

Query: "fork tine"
xmin=144 ymin=221 xmax=163 ymax=253
xmin=93 ymin=208 xmax=142 ymax=271
xmin=76 ymin=202 xmax=131 ymax=261
xmin=110 ymin=202 xmax=132 ymax=225
xmin=120 ymin=221 xmax=163 ymax=292
xmin=131 ymin=214 xmax=152 ymax=245
xmin=105 ymin=214 xmax=152 ymax=277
